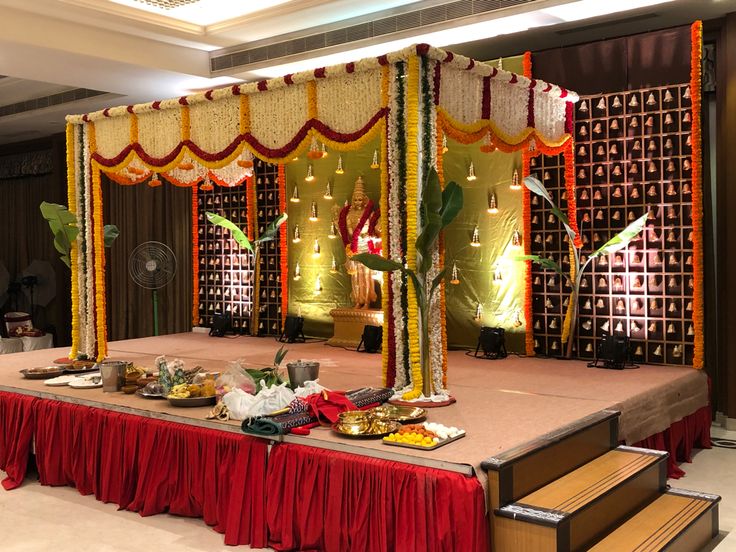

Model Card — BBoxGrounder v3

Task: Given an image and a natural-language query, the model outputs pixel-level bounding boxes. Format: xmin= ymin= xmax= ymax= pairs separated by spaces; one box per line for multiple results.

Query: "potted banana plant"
xmin=516 ymin=175 xmax=648 ymax=358
xmin=352 ymin=167 xmax=463 ymax=399
xmin=40 ymin=201 xmax=119 ymax=268
xmin=206 ymin=211 xmax=287 ymax=336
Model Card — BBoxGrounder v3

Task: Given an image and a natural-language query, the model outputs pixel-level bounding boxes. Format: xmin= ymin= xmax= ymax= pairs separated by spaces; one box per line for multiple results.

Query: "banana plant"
xmin=206 ymin=211 xmax=287 ymax=336
xmin=352 ymin=167 xmax=463 ymax=398
xmin=516 ymin=175 xmax=648 ymax=358
xmin=40 ymin=201 xmax=119 ymax=268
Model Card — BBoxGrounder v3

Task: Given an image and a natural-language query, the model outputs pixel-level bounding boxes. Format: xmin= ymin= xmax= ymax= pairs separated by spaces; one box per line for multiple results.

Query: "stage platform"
xmin=0 ymin=332 xmax=708 ymax=485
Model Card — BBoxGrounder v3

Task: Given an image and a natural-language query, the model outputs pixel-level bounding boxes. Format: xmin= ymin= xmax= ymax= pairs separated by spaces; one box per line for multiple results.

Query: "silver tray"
xmin=136 ymin=389 xmax=165 ymax=400
xmin=383 ymin=431 xmax=466 ymax=451
xmin=167 ymin=395 xmax=216 ymax=407
xmin=20 ymin=366 xmax=65 ymax=380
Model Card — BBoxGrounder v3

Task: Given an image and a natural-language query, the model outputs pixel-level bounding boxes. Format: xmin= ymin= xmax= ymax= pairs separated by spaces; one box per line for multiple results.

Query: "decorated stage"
xmin=1 ymin=332 xmax=711 ymax=546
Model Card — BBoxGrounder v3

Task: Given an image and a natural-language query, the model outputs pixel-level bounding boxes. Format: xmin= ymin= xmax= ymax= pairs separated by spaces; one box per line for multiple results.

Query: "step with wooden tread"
xmin=495 ymin=445 xmax=668 ymax=551
xmin=588 ymin=488 xmax=721 ymax=552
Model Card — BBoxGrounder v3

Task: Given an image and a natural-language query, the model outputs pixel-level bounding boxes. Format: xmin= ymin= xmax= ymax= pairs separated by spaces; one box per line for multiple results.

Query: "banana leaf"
xmin=103 ymin=224 xmax=120 ymax=248
xmin=440 ymin=181 xmax=463 ymax=227
xmin=40 ymin=202 xmax=79 ymax=267
xmin=351 ymin=253 xmax=403 ymax=272
xmin=256 ymin=212 xmax=288 ymax=243
xmin=206 ymin=212 xmax=252 ymax=251
xmin=523 ymin=176 xmax=577 ymax=246
xmin=274 ymin=345 xmax=288 ymax=366
xmin=589 ymin=213 xmax=648 ymax=258
xmin=514 ymin=254 xmax=566 ymax=280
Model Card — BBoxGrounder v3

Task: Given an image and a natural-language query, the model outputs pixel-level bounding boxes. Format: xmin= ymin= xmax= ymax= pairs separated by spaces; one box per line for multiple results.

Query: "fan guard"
xmin=128 ymin=241 xmax=177 ymax=290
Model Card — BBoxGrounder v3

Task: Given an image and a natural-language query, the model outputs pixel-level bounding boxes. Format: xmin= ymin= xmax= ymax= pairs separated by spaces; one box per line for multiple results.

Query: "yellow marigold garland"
xmin=691 ymin=20 xmax=704 ymax=369
xmin=561 ymin=240 xmax=576 ymax=345
xmin=66 ymin=123 xmax=80 ymax=359
xmin=239 ymin=95 xmax=251 ymax=135
xmin=181 ymin=105 xmax=191 ymax=142
xmin=307 ymin=81 xmax=318 ymax=120
xmin=403 ymin=54 xmax=422 ymax=400
xmin=129 ymin=112 xmax=139 ymax=144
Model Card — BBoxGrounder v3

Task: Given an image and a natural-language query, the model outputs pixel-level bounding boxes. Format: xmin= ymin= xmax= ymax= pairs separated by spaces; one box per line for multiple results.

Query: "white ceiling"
xmin=0 ymin=0 xmax=733 ymax=145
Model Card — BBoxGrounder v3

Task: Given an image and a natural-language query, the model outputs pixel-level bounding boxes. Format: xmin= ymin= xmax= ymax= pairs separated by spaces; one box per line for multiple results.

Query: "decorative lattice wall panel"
xmin=530 ymin=84 xmax=695 ymax=365
xmin=196 ymin=159 xmax=283 ymax=335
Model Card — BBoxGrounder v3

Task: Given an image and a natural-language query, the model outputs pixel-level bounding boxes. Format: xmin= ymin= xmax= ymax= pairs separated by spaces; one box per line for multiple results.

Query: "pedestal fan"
xmin=128 ymin=241 xmax=177 ymax=336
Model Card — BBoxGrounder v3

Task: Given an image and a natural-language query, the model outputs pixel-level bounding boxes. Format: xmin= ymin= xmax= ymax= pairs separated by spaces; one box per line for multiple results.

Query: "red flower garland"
xmin=338 ymin=200 xmax=375 ymax=254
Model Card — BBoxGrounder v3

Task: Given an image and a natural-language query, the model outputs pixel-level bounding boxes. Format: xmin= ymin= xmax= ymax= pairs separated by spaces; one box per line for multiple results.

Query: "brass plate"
xmin=167 ymin=395 xmax=216 ymax=407
xmin=369 ymin=405 xmax=427 ymax=423
xmin=331 ymin=420 xmax=401 ymax=439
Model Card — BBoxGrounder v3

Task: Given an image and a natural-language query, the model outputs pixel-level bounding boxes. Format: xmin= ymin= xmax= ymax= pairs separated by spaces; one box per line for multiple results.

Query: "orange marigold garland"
xmin=192 ymin=184 xmax=200 ymax=327
xmin=246 ymin=174 xmax=256 ymax=242
xmin=690 ymin=20 xmax=704 ymax=369
xmin=522 ymin=151 xmax=534 ymax=356
xmin=278 ymin=164 xmax=288 ymax=329
xmin=521 ymin=51 xmax=535 ymax=356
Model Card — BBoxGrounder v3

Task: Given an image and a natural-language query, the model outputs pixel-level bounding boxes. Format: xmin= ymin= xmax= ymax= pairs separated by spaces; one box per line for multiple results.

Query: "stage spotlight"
xmin=589 ymin=334 xmax=631 ymax=370
xmin=474 ymin=327 xmax=507 ymax=359
xmin=209 ymin=313 xmax=232 ymax=337
xmin=279 ymin=315 xmax=305 ymax=343
xmin=357 ymin=325 xmax=382 ymax=353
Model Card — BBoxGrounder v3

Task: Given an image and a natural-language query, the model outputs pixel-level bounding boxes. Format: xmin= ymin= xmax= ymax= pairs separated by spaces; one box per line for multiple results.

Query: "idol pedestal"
xmin=327 ymin=308 xmax=383 ymax=348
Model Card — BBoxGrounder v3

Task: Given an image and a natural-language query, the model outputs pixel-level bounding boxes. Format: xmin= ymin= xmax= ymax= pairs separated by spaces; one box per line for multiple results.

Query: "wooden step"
xmin=588 ymin=488 xmax=720 ymax=552
xmin=494 ymin=445 xmax=667 ymax=552
xmin=483 ymin=410 xmax=619 ymax=509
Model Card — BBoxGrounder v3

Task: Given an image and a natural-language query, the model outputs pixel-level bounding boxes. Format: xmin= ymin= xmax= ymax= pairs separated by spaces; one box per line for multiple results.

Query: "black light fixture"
xmin=589 ymin=334 xmax=631 ymax=370
xmin=357 ymin=325 xmax=382 ymax=353
xmin=279 ymin=315 xmax=305 ymax=343
xmin=209 ymin=312 xmax=231 ymax=337
xmin=474 ymin=327 xmax=507 ymax=359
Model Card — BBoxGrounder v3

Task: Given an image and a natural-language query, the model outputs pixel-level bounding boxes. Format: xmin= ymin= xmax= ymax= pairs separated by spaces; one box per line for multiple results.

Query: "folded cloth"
xmin=242 ymin=417 xmax=285 ymax=436
xmin=303 ymin=391 xmax=357 ymax=424
xmin=347 ymin=387 xmax=394 ymax=408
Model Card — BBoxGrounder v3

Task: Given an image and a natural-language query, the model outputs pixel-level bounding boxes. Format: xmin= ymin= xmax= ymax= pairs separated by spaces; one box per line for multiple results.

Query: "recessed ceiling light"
xmin=109 ymin=0 xmax=296 ymax=26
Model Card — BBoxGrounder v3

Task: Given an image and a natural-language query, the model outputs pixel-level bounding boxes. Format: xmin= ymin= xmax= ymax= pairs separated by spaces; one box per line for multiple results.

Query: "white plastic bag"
xmin=294 ymin=379 xmax=327 ymax=398
xmin=222 ymin=389 xmax=258 ymax=421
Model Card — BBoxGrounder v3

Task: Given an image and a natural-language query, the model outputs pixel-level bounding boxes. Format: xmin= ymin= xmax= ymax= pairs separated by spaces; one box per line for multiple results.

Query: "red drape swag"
xmin=0 ymin=391 xmax=37 ymax=490
xmin=32 ymin=400 xmax=269 ymax=547
xmin=266 ymin=443 xmax=490 ymax=552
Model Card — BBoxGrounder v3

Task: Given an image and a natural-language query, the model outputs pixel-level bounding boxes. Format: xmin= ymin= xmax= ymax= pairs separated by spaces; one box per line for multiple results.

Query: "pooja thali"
xmin=331 ymin=410 xmax=401 ymax=438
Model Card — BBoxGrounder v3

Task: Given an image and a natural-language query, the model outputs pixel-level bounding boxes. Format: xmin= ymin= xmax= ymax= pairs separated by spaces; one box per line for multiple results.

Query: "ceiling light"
xmin=249 ymin=0 xmax=673 ymax=79
xmin=110 ymin=0 xmax=296 ymax=26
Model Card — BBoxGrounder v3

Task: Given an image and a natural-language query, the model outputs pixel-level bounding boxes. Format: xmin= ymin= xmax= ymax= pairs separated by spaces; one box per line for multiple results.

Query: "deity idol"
xmin=337 ymin=176 xmax=381 ymax=309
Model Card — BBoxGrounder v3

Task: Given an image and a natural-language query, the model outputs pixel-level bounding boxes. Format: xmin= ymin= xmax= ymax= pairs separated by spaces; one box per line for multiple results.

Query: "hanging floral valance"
xmin=67 ymin=44 xmax=576 ymax=173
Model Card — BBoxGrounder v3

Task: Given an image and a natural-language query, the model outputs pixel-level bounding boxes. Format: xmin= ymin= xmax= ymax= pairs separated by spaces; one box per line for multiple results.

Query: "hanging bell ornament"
xmin=323 ymin=179 xmax=333 ymax=200
xmin=610 ymin=144 xmax=618 ymax=156
xmin=466 ymin=162 xmax=477 ymax=182
xmin=630 ymin=187 xmax=640 ymax=199
xmin=487 ymin=190 xmax=499 ymax=214
xmin=646 ymin=93 xmax=657 ymax=105
xmin=335 ymin=155 xmax=344 ymax=175
xmin=578 ymin=145 xmax=587 ymax=157
xmin=593 ymin=122 xmax=602 ymax=134
xmin=309 ymin=200 xmax=319 ymax=221
xmin=601 ymin=320 xmax=610 ymax=332
xmin=292 ymin=224 xmax=301 ymax=243
xmin=629 ymin=94 xmax=639 ymax=107
xmin=579 ymin=100 xmax=588 ymax=112
xmin=596 ymin=98 xmax=606 ymax=110
xmin=610 ymin=119 xmax=619 ymax=130
xmin=612 ymin=96 xmax=622 ymax=108
xmin=293 ymin=262 xmax=302 ymax=281
xmin=663 ymin=90 xmax=674 ymax=103
xmin=629 ymin=117 xmax=639 ymax=128
xmin=582 ymin=319 xmax=592 ymax=330
xmin=370 ymin=149 xmax=380 ymax=169
xmin=305 ymin=164 xmax=315 ymax=182
xmin=450 ymin=262 xmax=460 ymax=285
xmin=442 ymin=134 xmax=448 ymax=154
xmin=470 ymin=225 xmax=481 ymax=246
xmin=475 ymin=303 xmax=483 ymax=321
xmin=510 ymin=168 xmax=521 ymax=190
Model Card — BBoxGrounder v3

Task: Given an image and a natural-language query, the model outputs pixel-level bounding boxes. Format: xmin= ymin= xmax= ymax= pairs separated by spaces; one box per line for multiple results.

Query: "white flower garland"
xmin=74 ymin=126 xmax=88 ymax=356
xmin=82 ymin=125 xmax=96 ymax=356
xmin=387 ymin=63 xmax=407 ymax=390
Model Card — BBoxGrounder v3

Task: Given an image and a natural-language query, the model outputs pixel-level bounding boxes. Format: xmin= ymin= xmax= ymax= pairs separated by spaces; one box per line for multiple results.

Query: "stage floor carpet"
xmin=0 ymin=332 xmax=708 ymax=484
